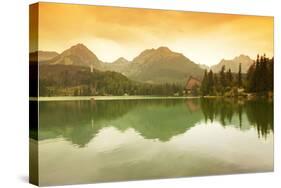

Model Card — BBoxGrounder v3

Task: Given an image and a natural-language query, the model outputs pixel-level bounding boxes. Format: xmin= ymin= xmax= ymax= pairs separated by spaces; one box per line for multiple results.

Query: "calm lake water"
xmin=33 ymin=98 xmax=273 ymax=186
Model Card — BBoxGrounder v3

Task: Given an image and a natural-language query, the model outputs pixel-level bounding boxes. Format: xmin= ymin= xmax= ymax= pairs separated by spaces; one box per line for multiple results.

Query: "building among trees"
xmin=185 ymin=76 xmax=201 ymax=95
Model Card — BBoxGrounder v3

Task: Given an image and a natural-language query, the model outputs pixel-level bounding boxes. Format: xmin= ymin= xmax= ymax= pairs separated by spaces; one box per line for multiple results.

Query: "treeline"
xmin=246 ymin=54 xmax=273 ymax=93
xmin=200 ymin=54 xmax=273 ymax=96
xmin=68 ymin=82 xmax=183 ymax=96
xmin=39 ymin=64 xmax=183 ymax=96
xmin=200 ymin=64 xmax=242 ymax=96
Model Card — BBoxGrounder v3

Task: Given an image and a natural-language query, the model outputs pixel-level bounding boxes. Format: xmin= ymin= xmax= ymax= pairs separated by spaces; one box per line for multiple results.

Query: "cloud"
xmin=36 ymin=2 xmax=274 ymax=65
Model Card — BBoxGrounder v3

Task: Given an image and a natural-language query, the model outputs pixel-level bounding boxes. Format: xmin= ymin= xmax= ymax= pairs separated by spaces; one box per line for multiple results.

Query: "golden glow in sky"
xmin=35 ymin=2 xmax=274 ymax=65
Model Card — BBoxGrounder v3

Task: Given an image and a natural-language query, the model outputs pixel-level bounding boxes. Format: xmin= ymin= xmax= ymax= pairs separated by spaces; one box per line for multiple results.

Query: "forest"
xmin=38 ymin=64 xmax=183 ymax=96
xmin=200 ymin=54 xmax=274 ymax=97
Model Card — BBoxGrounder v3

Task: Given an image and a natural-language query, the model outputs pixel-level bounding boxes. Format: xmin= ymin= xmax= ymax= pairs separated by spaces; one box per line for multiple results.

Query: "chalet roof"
xmin=185 ymin=76 xmax=201 ymax=90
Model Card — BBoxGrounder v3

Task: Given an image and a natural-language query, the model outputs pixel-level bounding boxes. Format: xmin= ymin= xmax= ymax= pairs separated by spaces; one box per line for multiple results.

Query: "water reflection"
xmin=200 ymin=98 xmax=273 ymax=138
xmin=37 ymin=98 xmax=273 ymax=147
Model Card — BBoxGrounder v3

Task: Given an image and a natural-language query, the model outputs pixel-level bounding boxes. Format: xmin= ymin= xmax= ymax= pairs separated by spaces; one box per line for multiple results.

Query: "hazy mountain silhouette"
xmin=48 ymin=43 xmax=102 ymax=69
xmin=211 ymin=55 xmax=254 ymax=73
xmin=198 ymin=64 xmax=210 ymax=70
xmin=29 ymin=50 xmax=59 ymax=62
xmin=36 ymin=44 xmax=205 ymax=84
xmin=102 ymin=57 xmax=130 ymax=74
xmin=33 ymin=43 xmax=256 ymax=84
xmin=121 ymin=47 xmax=204 ymax=84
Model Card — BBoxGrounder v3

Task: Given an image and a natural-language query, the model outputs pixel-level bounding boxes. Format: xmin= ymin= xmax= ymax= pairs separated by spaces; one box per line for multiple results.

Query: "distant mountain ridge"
xmin=211 ymin=55 xmax=254 ymax=73
xmin=29 ymin=51 xmax=59 ymax=62
xmin=36 ymin=44 xmax=204 ymax=84
xmin=102 ymin=57 xmax=130 ymax=74
xmin=33 ymin=43 xmax=255 ymax=84
xmin=123 ymin=47 xmax=204 ymax=84
xmin=113 ymin=57 xmax=130 ymax=64
xmin=48 ymin=43 xmax=102 ymax=69
xmin=198 ymin=64 xmax=210 ymax=70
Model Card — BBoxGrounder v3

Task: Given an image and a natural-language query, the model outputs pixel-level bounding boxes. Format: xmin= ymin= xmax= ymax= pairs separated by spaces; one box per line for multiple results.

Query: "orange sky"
xmin=33 ymin=2 xmax=274 ymax=65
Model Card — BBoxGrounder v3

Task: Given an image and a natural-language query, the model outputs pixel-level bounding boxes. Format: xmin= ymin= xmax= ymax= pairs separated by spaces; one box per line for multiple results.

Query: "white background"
xmin=0 ymin=0 xmax=280 ymax=187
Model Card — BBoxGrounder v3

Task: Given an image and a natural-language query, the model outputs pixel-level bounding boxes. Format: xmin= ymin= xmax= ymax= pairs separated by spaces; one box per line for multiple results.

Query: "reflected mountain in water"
xmin=37 ymin=100 xmax=202 ymax=146
xmin=35 ymin=98 xmax=273 ymax=147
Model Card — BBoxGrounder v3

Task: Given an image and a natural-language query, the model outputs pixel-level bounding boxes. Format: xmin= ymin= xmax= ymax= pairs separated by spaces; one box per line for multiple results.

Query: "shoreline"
xmin=29 ymin=94 xmax=272 ymax=102
xmin=30 ymin=96 xmax=202 ymax=102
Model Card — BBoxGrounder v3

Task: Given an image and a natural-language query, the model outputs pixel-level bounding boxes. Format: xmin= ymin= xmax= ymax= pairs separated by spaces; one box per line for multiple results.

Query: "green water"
xmin=34 ymin=98 xmax=273 ymax=186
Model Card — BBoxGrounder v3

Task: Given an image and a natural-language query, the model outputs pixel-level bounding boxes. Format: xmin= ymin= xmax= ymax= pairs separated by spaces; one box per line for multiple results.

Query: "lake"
xmin=31 ymin=98 xmax=273 ymax=186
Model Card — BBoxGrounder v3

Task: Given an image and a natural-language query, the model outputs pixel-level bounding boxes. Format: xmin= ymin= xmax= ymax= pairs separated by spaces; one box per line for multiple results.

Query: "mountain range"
xmin=210 ymin=55 xmax=254 ymax=73
xmin=102 ymin=57 xmax=130 ymax=74
xmin=121 ymin=47 xmax=203 ymax=84
xmin=31 ymin=43 xmax=255 ymax=84
xmin=47 ymin=43 xmax=103 ymax=69
xmin=37 ymin=44 xmax=204 ymax=84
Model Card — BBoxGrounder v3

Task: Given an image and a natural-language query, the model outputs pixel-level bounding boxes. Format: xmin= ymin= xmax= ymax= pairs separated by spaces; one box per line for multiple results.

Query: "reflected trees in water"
xmin=34 ymin=98 xmax=273 ymax=147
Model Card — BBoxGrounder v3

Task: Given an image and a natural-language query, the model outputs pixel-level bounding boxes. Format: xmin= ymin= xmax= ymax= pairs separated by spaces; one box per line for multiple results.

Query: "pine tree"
xmin=238 ymin=63 xmax=242 ymax=88
xmin=208 ymin=70 xmax=214 ymax=95
xmin=201 ymin=70 xmax=209 ymax=96
xmin=268 ymin=57 xmax=274 ymax=91
xmin=247 ymin=63 xmax=255 ymax=92
xmin=260 ymin=54 xmax=268 ymax=92
xmin=220 ymin=65 xmax=226 ymax=93
xmin=255 ymin=54 xmax=262 ymax=92
xmin=213 ymin=74 xmax=218 ymax=94
xmin=248 ymin=54 xmax=260 ymax=92
xmin=226 ymin=68 xmax=233 ymax=87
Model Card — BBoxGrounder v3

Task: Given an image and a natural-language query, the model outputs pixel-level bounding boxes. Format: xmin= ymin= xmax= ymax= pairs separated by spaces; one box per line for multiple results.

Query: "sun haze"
xmin=35 ymin=2 xmax=274 ymax=65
